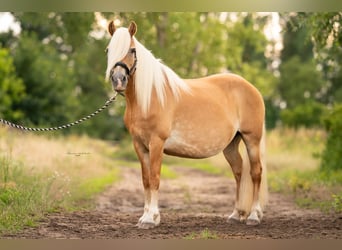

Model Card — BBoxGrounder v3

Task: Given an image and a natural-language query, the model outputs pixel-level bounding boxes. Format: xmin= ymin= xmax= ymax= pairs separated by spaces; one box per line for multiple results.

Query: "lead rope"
xmin=0 ymin=92 xmax=118 ymax=132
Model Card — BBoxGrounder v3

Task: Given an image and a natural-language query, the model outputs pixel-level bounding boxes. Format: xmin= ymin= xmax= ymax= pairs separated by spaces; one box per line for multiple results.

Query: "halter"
xmin=112 ymin=48 xmax=137 ymax=77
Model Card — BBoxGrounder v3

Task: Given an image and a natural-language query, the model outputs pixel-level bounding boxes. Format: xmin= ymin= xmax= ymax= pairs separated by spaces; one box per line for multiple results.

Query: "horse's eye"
xmin=130 ymin=48 xmax=136 ymax=54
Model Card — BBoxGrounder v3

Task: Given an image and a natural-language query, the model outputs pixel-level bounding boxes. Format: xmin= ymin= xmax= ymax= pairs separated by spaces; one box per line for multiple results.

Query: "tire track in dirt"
xmin=2 ymin=165 xmax=342 ymax=239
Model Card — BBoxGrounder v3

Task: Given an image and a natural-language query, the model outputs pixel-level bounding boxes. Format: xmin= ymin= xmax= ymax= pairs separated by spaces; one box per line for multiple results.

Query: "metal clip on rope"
xmin=0 ymin=92 xmax=118 ymax=132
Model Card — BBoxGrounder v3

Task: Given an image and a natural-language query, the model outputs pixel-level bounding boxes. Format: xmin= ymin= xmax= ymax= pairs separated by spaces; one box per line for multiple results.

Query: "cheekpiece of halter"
xmin=112 ymin=49 xmax=137 ymax=78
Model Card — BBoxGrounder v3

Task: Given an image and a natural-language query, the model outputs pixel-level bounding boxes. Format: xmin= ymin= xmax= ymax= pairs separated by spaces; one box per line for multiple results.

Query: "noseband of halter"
xmin=112 ymin=48 xmax=137 ymax=78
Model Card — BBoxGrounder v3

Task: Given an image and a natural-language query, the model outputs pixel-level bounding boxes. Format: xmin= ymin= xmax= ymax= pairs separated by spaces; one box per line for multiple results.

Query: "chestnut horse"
xmin=106 ymin=21 xmax=268 ymax=229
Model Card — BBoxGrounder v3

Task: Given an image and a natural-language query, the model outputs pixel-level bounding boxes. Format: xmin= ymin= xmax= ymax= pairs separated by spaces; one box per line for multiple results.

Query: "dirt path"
xmin=2 ymin=165 xmax=342 ymax=239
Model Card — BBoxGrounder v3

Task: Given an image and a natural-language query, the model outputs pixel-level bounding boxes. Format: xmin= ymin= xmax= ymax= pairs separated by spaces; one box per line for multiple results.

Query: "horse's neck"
xmin=124 ymin=78 xmax=137 ymax=109
xmin=124 ymin=77 xmax=171 ymax=119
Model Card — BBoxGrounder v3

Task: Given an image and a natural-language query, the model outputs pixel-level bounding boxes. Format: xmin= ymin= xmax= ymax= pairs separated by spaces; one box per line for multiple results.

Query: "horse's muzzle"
xmin=111 ymin=72 xmax=127 ymax=92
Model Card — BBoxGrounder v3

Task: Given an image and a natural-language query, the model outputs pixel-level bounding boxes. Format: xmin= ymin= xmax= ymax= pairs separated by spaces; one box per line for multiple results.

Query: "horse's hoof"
xmin=228 ymin=217 xmax=241 ymax=224
xmin=227 ymin=214 xmax=245 ymax=224
xmin=137 ymin=222 xmax=157 ymax=229
xmin=246 ymin=218 xmax=260 ymax=226
xmin=227 ymin=209 xmax=247 ymax=223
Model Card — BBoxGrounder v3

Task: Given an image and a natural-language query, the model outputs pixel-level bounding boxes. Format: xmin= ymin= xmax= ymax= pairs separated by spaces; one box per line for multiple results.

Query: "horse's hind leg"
xmin=241 ymin=132 xmax=264 ymax=225
xmin=223 ymin=133 xmax=246 ymax=222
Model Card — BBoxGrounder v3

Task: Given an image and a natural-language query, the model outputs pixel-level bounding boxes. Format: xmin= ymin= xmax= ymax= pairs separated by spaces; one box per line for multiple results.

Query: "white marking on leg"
xmin=246 ymin=201 xmax=263 ymax=225
xmin=149 ymin=190 xmax=160 ymax=225
xmin=138 ymin=190 xmax=160 ymax=229
xmin=138 ymin=189 xmax=151 ymax=224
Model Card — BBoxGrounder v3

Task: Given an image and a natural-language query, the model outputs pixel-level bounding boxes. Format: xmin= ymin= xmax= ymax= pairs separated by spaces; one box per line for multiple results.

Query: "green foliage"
xmin=185 ymin=228 xmax=219 ymax=239
xmin=68 ymin=169 xmax=119 ymax=209
xmin=280 ymin=101 xmax=326 ymax=128
xmin=4 ymin=12 xmax=127 ymax=139
xmin=331 ymin=192 xmax=342 ymax=213
xmin=278 ymin=56 xmax=325 ymax=109
xmin=280 ymin=13 xmax=314 ymax=62
xmin=12 ymin=31 xmax=78 ymax=126
xmin=321 ymin=104 xmax=342 ymax=172
xmin=161 ymin=164 xmax=178 ymax=179
xmin=0 ymin=155 xmax=57 ymax=233
xmin=0 ymin=47 xmax=25 ymax=121
xmin=295 ymin=13 xmax=342 ymax=104
xmin=268 ymin=168 xmax=342 ymax=213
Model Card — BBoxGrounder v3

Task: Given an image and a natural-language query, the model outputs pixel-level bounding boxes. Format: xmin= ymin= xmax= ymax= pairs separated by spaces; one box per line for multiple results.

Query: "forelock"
xmin=106 ymin=27 xmax=131 ymax=80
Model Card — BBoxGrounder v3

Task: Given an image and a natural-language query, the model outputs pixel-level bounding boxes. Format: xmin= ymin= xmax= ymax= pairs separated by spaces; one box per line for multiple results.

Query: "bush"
xmin=321 ymin=104 xmax=342 ymax=172
xmin=281 ymin=102 xmax=326 ymax=128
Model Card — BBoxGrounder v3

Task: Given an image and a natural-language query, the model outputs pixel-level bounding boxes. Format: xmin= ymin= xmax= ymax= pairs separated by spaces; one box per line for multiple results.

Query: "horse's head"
xmin=106 ymin=21 xmax=137 ymax=93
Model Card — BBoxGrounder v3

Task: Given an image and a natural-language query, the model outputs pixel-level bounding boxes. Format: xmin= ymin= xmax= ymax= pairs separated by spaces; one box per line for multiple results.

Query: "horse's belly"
xmin=163 ymin=129 xmax=230 ymax=159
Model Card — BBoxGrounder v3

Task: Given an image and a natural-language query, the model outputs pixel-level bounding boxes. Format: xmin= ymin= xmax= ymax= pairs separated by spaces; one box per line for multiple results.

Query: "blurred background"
xmin=0 ymin=12 xmax=341 ymax=234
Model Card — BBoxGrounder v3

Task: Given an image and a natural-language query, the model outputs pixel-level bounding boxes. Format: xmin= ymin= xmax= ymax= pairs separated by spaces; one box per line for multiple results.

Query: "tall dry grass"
xmin=0 ymin=127 xmax=120 ymax=233
xmin=0 ymin=128 xmax=119 ymax=183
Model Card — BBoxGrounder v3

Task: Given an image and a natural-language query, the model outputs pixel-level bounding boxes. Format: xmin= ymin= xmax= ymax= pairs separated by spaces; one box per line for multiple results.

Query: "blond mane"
xmin=106 ymin=27 xmax=190 ymax=114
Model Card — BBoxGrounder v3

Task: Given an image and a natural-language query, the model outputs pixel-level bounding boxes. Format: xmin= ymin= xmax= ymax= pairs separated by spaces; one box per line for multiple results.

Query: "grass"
xmin=0 ymin=128 xmax=121 ymax=234
xmin=185 ymin=228 xmax=219 ymax=239
xmin=0 ymin=155 xmax=56 ymax=233
xmin=266 ymin=127 xmax=342 ymax=213
xmin=65 ymin=169 xmax=120 ymax=210
xmin=268 ymin=168 xmax=342 ymax=212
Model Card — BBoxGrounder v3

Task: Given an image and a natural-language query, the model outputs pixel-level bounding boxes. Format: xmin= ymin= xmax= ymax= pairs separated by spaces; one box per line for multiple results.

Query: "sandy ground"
xmin=2 ymin=165 xmax=342 ymax=239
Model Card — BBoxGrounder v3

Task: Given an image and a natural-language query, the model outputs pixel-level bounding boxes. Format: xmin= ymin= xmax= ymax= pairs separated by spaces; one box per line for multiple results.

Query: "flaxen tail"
xmin=236 ymin=124 xmax=268 ymax=214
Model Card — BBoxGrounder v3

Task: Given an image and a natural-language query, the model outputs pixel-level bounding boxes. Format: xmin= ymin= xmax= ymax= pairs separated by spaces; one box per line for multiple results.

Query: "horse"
xmin=105 ymin=21 xmax=268 ymax=229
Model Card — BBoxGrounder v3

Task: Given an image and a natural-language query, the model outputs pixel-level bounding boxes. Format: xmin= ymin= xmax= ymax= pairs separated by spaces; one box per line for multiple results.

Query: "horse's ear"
xmin=108 ymin=20 xmax=116 ymax=36
xmin=128 ymin=21 xmax=137 ymax=37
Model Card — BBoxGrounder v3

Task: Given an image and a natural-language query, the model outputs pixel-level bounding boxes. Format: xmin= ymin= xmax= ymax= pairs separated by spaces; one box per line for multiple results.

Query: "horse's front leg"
xmin=134 ymin=137 xmax=164 ymax=229
xmin=133 ymin=140 xmax=151 ymax=228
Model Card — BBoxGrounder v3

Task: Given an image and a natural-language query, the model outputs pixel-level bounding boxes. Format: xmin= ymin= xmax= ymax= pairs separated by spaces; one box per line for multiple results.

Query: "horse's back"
xmin=187 ymin=73 xmax=262 ymax=97
xmin=185 ymin=73 xmax=264 ymax=112
xmin=184 ymin=73 xmax=265 ymax=133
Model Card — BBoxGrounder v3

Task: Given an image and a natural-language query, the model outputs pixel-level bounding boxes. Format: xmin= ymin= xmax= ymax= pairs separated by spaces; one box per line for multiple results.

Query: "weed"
xmin=67 ymin=169 xmax=120 ymax=209
xmin=161 ymin=164 xmax=178 ymax=179
xmin=269 ymin=168 xmax=342 ymax=213
xmin=331 ymin=192 xmax=342 ymax=213
xmin=185 ymin=228 xmax=219 ymax=239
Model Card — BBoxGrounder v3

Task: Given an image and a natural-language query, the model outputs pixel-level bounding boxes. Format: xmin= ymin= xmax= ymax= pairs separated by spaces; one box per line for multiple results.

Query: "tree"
xmin=12 ymin=31 xmax=77 ymax=126
xmin=278 ymin=13 xmax=327 ymax=127
xmin=321 ymin=104 xmax=342 ymax=172
xmin=296 ymin=12 xmax=342 ymax=104
xmin=295 ymin=13 xmax=342 ymax=172
xmin=0 ymin=47 xmax=25 ymax=121
xmin=6 ymin=12 xmax=126 ymax=139
xmin=278 ymin=56 xmax=325 ymax=109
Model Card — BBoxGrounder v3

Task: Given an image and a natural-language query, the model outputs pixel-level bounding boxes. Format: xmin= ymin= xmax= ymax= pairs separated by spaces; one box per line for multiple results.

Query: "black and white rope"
xmin=0 ymin=92 xmax=118 ymax=132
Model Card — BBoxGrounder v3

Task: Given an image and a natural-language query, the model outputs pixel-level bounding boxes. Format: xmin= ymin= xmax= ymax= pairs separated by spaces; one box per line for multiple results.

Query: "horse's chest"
xmin=124 ymin=115 xmax=154 ymax=145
